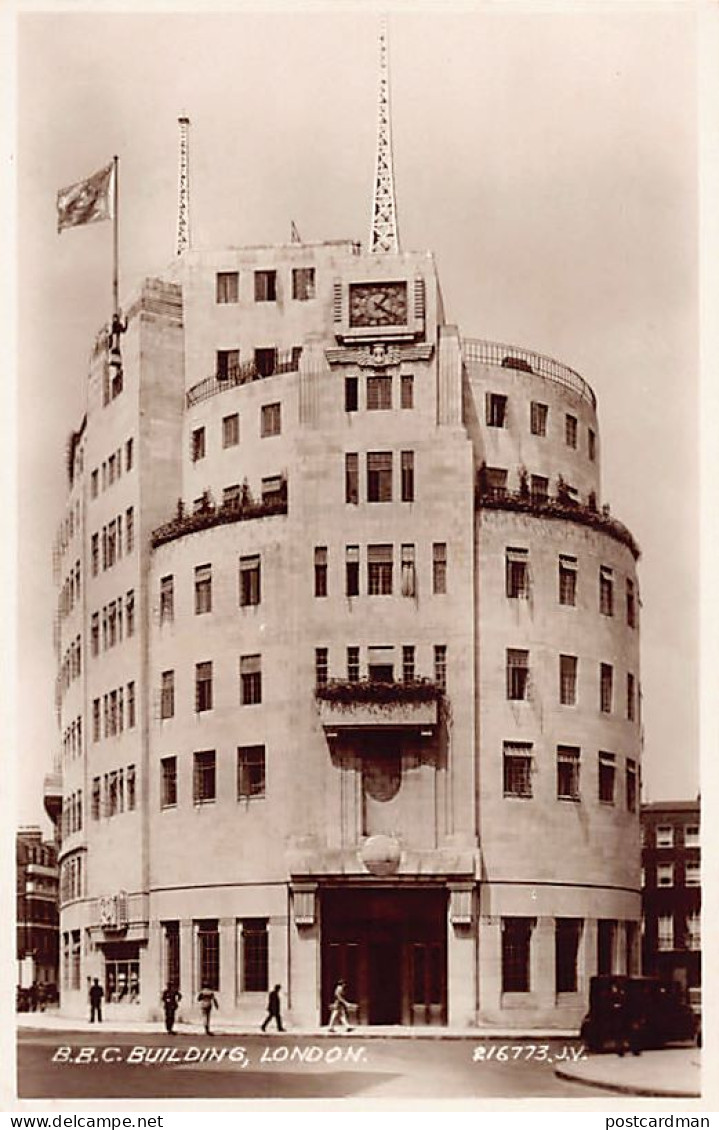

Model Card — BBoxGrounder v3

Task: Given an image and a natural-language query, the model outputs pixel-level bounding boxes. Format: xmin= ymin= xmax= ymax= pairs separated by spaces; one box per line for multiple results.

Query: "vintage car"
xmin=579 ymin=975 xmax=698 ymax=1054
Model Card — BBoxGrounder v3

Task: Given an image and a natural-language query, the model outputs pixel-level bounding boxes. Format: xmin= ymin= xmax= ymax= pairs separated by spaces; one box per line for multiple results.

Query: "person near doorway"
xmin=261 ymin=984 xmax=285 ymax=1032
xmin=197 ymin=985 xmax=218 ymax=1035
xmin=328 ymin=979 xmax=354 ymax=1033
xmin=161 ymin=984 xmax=182 ymax=1034
xmin=89 ymin=978 xmax=104 ymax=1023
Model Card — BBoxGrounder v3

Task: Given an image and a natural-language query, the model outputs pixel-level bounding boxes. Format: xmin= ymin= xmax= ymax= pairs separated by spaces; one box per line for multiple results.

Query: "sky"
xmin=12 ymin=4 xmax=704 ymax=831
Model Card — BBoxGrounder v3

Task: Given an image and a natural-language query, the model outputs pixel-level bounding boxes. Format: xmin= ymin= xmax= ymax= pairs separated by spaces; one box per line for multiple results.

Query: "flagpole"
xmin=112 ymin=155 xmax=119 ymax=317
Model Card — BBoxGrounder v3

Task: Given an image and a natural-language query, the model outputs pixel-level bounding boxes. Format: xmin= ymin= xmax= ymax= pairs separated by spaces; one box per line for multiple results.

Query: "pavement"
xmin=555 ymin=1046 xmax=701 ymax=1098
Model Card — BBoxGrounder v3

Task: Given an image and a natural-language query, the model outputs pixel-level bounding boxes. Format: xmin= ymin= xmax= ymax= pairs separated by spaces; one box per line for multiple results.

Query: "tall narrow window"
xmin=530 ymin=401 xmax=548 ymax=436
xmin=598 ymin=752 xmax=616 ymax=804
xmin=160 ymin=575 xmax=174 ymax=623
xmin=241 ymin=919 xmax=268 ymax=992
xmin=255 ymin=348 xmax=278 ymax=378
xmin=434 ymin=644 xmax=447 ymax=691
xmin=626 ymin=758 xmax=637 ymax=812
xmin=401 ymin=374 xmax=414 ymax=409
xmin=126 ymin=764 xmax=136 ymax=811
xmin=315 ymin=647 xmax=329 ymax=688
xmin=555 ymin=919 xmax=582 ymax=993
xmin=531 ymin=475 xmax=549 ymax=503
xmin=627 ymin=672 xmax=635 ymax=721
xmin=560 ymin=655 xmax=578 ymax=705
xmin=292 ymin=267 xmax=315 ymax=301
xmin=502 ymin=918 xmax=532 ymax=992
xmin=127 ymin=682 xmax=136 ymax=728
xmin=346 ymin=545 xmax=360 ymax=596
xmin=368 ymin=544 xmax=393 ymax=595
xmin=600 ymin=566 xmax=614 ymax=616
xmin=401 ymin=544 xmax=416 ymax=597
xmin=195 ymin=565 xmax=212 ymax=615
xmin=237 ymin=745 xmax=266 ymax=799
xmin=195 ymin=662 xmax=213 ymax=713
xmin=367 ymin=451 xmax=393 ymax=502
xmin=559 ymin=555 xmax=577 ymax=605
xmin=506 ymin=649 xmax=529 ymax=700
xmin=557 ymin=746 xmax=580 ymax=800
xmin=503 ymin=742 xmax=533 ymax=798
xmin=401 ymin=451 xmax=415 ymax=502
xmin=193 ymin=754 xmax=216 ymax=806
xmin=260 ymin=402 xmax=281 ymax=437
xmin=656 ymin=915 xmax=673 ymax=952
xmin=345 ymin=376 xmax=358 ymax=413
xmin=126 ymin=589 xmax=134 ymax=636
xmin=240 ymin=654 xmax=262 ymax=705
xmin=161 ymin=756 xmax=177 ymax=808
xmin=506 ymin=548 xmax=529 ymax=598
xmin=163 ymin=922 xmax=180 ymax=989
xmin=565 ymin=414 xmax=578 ymax=448
xmin=314 ymin=547 xmax=328 ymax=597
xmin=432 ymin=542 xmax=447 ymax=594
xmin=367 ymin=374 xmax=392 ymax=410
xmin=92 ymin=777 xmax=101 ymax=820
xmin=626 ymin=579 xmax=636 ymax=627
xmin=160 ymin=670 xmax=175 ymax=720
xmin=345 ymin=453 xmax=359 ymax=504
xmin=347 ymin=646 xmax=360 ymax=682
xmin=239 ymin=555 xmax=261 ymax=607
xmin=217 ymin=349 xmax=240 ymax=380
xmin=222 ymin=413 xmax=239 ymax=448
xmin=91 ymin=613 xmax=99 ymax=657
xmin=191 ymin=427 xmax=206 ymax=462
xmin=216 ymin=271 xmax=239 ymax=303
xmin=588 ymin=428 xmax=596 ymax=461
xmin=486 ymin=393 xmax=508 ymax=428
xmin=600 ymin=663 xmax=613 ymax=713
xmin=254 ymin=270 xmax=277 ymax=302
xmin=126 ymin=507 xmax=134 ymax=554
xmin=402 ymin=645 xmax=416 ymax=683
xmin=91 ymin=533 xmax=99 ymax=577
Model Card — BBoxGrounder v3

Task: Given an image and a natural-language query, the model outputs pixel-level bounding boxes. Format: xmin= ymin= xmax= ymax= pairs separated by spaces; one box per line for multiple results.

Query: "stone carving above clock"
xmin=325 ymin=341 xmax=434 ymax=369
xmin=349 ymin=281 xmax=408 ymax=328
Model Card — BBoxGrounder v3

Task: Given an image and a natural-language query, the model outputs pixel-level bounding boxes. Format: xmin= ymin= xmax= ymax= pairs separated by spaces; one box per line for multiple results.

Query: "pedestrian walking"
xmin=89 ymin=978 xmax=104 ymax=1023
xmin=261 ymin=984 xmax=285 ymax=1032
xmin=327 ymin=979 xmax=354 ymax=1033
xmin=197 ymin=984 xmax=219 ymax=1035
xmin=161 ymin=984 xmax=182 ymax=1034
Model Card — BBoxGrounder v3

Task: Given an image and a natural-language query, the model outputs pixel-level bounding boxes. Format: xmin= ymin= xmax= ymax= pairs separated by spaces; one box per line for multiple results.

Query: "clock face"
xmin=349 ymin=282 xmax=408 ymax=328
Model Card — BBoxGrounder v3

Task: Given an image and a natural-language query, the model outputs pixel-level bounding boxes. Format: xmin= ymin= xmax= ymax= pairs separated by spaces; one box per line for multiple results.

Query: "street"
xmin=18 ymin=1029 xmax=600 ymax=1099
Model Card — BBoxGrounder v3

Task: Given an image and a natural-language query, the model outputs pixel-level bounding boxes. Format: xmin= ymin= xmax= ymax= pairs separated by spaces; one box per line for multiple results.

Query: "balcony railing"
xmin=462 ymin=338 xmax=596 ymax=410
xmin=186 ymin=349 xmax=302 ymax=408
xmin=151 ymin=481 xmax=288 ymax=549
xmin=316 ymin=678 xmax=443 ymax=731
xmin=476 ymin=482 xmax=640 ymax=559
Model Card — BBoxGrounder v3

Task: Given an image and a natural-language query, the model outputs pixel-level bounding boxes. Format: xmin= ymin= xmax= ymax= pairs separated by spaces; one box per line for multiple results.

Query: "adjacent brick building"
xmin=16 ymin=827 xmax=59 ymax=989
xmin=641 ymin=799 xmax=701 ymax=992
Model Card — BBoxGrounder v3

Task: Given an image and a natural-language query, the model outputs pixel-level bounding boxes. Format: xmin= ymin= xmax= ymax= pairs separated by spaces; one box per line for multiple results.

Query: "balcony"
xmin=186 ymin=349 xmax=302 ymax=408
xmin=462 ymin=337 xmax=596 ymax=410
xmin=43 ymin=771 xmax=63 ymax=827
xmin=316 ymin=678 xmax=442 ymax=735
xmin=151 ymin=479 xmax=287 ymax=549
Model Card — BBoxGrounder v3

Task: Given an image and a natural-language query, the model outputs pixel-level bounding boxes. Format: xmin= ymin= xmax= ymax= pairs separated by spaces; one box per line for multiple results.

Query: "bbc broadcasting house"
xmin=47 ymin=44 xmax=642 ymax=1030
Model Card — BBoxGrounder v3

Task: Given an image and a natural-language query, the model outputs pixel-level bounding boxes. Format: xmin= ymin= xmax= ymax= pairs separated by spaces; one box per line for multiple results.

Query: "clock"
xmin=349 ymin=282 xmax=408 ymax=328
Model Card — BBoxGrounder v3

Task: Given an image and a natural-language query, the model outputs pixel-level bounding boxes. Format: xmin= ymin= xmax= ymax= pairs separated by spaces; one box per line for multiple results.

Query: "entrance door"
xmin=368 ymin=942 xmax=402 ymax=1025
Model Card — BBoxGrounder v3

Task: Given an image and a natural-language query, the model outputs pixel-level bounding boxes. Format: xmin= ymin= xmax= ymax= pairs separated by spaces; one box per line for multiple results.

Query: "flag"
xmin=57 ymin=162 xmax=114 ymax=233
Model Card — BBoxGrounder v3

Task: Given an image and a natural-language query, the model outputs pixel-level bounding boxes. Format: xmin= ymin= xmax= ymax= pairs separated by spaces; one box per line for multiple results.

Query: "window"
xmin=241 ymin=919 xmax=268 ymax=992
xmin=345 ymin=376 xmax=358 ymax=412
xmin=367 ymin=451 xmax=393 ymax=502
xmin=160 ymin=670 xmax=175 ymax=720
xmin=506 ymin=548 xmax=529 ymax=598
xmin=657 ymin=915 xmax=673 ymax=952
xmin=432 ymin=542 xmax=447 ymax=594
xmin=502 ymin=918 xmax=532 ymax=992
xmin=588 ymin=428 xmax=596 ymax=461
xmin=600 ymin=566 xmax=614 ymax=616
xmin=292 ymin=267 xmax=315 ymax=301
xmin=195 ymin=564 xmax=212 ymax=615
xmin=164 ymin=922 xmax=180 ymax=989
xmin=160 ymin=575 xmax=174 ymax=623
xmin=92 ymin=777 xmax=101 ymax=820
xmin=600 ymin=663 xmax=613 ymax=713
xmin=685 ymin=824 xmax=700 ymax=848
xmin=161 ymin=757 xmax=177 ymax=808
xmin=125 ymin=437 xmax=134 ymax=472
xmin=367 ymin=374 xmax=392 ymax=410
xmin=347 ymin=646 xmax=360 ymax=682
xmin=126 ymin=590 xmax=134 ymax=637
xmin=193 ymin=752 xmax=216 ymax=805
xmin=657 ymin=863 xmax=674 ymax=888
xmin=106 ymin=521 xmax=116 ymax=568
xmin=401 ymin=451 xmax=415 ymax=502
xmin=686 ymin=911 xmax=700 ymax=950
xmin=626 ymin=758 xmax=637 ymax=812
xmin=237 ymin=745 xmax=265 ymax=799
xmin=92 ymin=698 xmax=101 ymax=743
xmin=506 ymin=649 xmax=529 ymax=700
xmin=127 ymin=681 xmax=136 ymax=728
xmin=402 ymin=645 xmax=415 ymax=683
xmin=346 ymin=544 xmax=360 ymax=596
xmin=223 ymin=484 xmax=240 ymax=510
xmin=217 ymin=349 xmax=240 ymax=380
xmin=559 ymin=555 xmax=577 ymax=606
xmin=565 ymin=414 xmax=578 ymax=448
xmin=626 ymin=579 xmax=636 ymax=627
xmin=91 ymin=613 xmax=99 ymax=657
xmin=240 ymin=654 xmax=262 ymax=705
xmin=314 ymin=546 xmax=328 ymax=597
xmin=557 ymin=746 xmax=580 ymax=800
xmin=254 ymin=270 xmax=277 ymax=302
xmin=261 ymin=475 xmax=284 ymax=504
xmin=216 ymin=271 xmax=239 ymax=304
xmin=531 ymin=475 xmax=549 ymax=503
xmin=191 ymin=427 xmax=206 ymax=463
xmin=255 ymin=347 xmax=278 ymax=378
xmin=345 ymin=453 xmax=359 ymax=504
xmin=223 ymin=413 xmax=239 ymax=448
xmin=368 ymin=647 xmax=394 ymax=684
xmin=239 ymin=555 xmax=261 ymax=607
xmin=315 ymin=647 xmax=328 ymax=689
xmin=195 ymin=662 xmax=213 ymax=713
xmin=598 ymin=752 xmax=616 ymax=804
xmin=91 ymin=469 xmax=99 ymax=499
xmin=197 ymin=919 xmax=220 ymax=989
xmin=656 ymin=825 xmax=674 ymax=848
xmin=503 ymin=742 xmax=533 ymax=798
xmin=127 ymin=764 xmax=136 ymax=810
xmin=91 ymin=533 xmax=99 ymax=576
xmin=434 ymin=644 xmax=447 ymax=691
xmin=486 ymin=393 xmax=507 ymax=428
xmin=555 ymin=919 xmax=582 ymax=993
xmin=126 ymin=507 xmax=134 ymax=554
xmin=401 ymin=374 xmax=414 ymax=409
xmin=108 ymin=453 xmax=116 ymax=485
xmin=368 ymin=544 xmax=393 ymax=595
xmin=627 ymin=673 xmax=635 ymax=721
xmin=530 ymin=401 xmax=548 ymax=436
xmin=401 ymin=544 xmax=416 ymax=597
xmin=261 ymin=402 xmax=281 ymax=437
xmin=560 ymin=655 xmax=578 ymax=706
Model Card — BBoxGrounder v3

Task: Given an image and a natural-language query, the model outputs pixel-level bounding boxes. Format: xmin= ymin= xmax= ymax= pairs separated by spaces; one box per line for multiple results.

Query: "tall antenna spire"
xmin=176 ymin=115 xmax=191 ymax=256
xmin=369 ymin=18 xmax=400 ymax=254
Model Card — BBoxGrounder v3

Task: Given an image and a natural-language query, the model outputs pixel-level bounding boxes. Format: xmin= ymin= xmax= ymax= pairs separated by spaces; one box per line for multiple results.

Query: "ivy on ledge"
xmin=315 ymin=678 xmax=444 ymax=709
xmin=476 ymin=484 xmax=640 ymax=560
xmin=152 ymin=482 xmax=287 ymax=549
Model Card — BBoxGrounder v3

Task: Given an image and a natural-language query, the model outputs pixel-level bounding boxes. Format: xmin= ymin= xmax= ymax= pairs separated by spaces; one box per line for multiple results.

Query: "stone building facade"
xmin=48 ymin=238 xmax=642 ymax=1028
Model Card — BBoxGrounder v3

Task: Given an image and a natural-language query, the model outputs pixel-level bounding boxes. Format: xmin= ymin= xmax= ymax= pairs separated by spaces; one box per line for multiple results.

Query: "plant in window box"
xmin=588 ymin=490 xmax=597 ymax=512
xmin=315 ymin=677 xmax=442 ymax=709
xmin=518 ymin=466 xmax=529 ymax=499
xmin=241 ymin=479 xmax=253 ymax=509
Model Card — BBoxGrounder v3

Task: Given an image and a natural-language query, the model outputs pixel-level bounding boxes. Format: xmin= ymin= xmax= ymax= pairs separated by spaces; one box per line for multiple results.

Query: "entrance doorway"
xmin=321 ymin=887 xmax=447 ymax=1026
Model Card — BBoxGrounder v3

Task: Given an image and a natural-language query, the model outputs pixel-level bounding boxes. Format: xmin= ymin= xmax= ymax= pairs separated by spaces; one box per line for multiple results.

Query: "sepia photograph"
xmin=8 ymin=1 xmax=711 ymax=1110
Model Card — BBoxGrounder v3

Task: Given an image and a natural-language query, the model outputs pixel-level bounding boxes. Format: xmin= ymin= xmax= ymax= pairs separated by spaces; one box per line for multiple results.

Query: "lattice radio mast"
xmin=176 ymin=115 xmax=191 ymax=256
xmin=369 ymin=19 xmax=400 ymax=254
